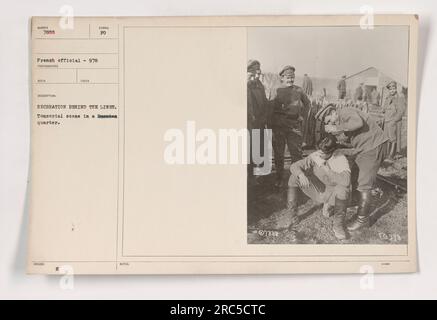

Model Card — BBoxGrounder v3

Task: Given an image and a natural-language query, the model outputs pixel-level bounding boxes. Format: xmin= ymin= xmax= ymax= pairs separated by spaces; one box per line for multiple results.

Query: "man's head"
xmin=247 ymin=60 xmax=261 ymax=82
xmin=279 ymin=65 xmax=295 ymax=87
xmin=386 ymin=81 xmax=397 ymax=96
xmin=317 ymin=134 xmax=338 ymax=160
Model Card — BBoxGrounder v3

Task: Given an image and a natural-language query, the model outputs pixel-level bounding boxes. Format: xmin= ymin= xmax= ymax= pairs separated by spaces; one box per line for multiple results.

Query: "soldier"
xmin=287 ymin=135 xmax=351 ymax=239
xmin=270 ymin=65 xmax=311 ymax=188
xmin=337 ymin=75 xmax=347 ymax=100
xmin=247 ymin=60 xmax=269 ymax=179
xmin=381 ymin=81 xmax=406 ymax=160
xmin=302 ymin=73 xmax=313 ymax=96
xmin=354 ymin=83 xmax=364 ymax=102
xmin=302 ymin=74 xmax=316 ymax=148
xmin=318 ymin=104 xmax=389 ymax=231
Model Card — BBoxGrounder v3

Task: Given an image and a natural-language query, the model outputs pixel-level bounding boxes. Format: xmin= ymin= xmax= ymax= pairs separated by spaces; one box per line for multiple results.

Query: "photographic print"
xmin=247 ymin=26 xmax=410 ymax=245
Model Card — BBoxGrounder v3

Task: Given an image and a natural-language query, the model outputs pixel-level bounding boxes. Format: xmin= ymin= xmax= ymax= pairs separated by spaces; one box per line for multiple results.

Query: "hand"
xmin=298 ymin=115 xmax=304 ymax=122
xmin=298 ymin=173 xmax=310 ymax=188
xmin=324 ymin=124 xmax=341 ymax=134
xmin=319 ymin=164 xmax=330 ymax=173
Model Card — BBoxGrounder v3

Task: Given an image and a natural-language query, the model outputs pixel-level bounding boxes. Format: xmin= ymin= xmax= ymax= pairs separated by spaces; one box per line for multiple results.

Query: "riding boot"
xmin=274 ymin=168 xmax=284 ymax=188
xmin=286 ymin=186 xmax=299 ymax=230
xmin=347 ymin=190 xmax=371 ymax=231
xmin=332 ymin=198 xmax=348 ymax=240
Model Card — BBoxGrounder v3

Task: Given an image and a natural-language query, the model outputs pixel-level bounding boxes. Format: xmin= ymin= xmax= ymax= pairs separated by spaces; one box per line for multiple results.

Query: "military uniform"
xmin=381 ymin=81 xmax=406 ymax=159
xmin=303 ymin=99 xmax=318 ymax=148
xmin=302 ymin=75 xmax=313 ymax=96
xmin=382 ymin=91 xmax=406 ymax=142
xmin=337 ymin=78 xmax=346 ymax=99
xmin=335 ymin=107 xmax=389 ymax=191
xmin=247 ymin=60 xmax=269 ymax=178
xmin=315 ymin=105 xmax=390 ymax=231
xmin=271 ymin=84 xmax=310 ymax=183
xmin=247 ymin=79 xmax=268 ymax=130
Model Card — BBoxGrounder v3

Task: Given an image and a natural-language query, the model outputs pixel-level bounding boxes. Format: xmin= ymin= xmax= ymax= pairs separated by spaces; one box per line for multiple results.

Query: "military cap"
xmin=279 ymin=65 xmax=295 ymax=76
xmin=247 ymin=60 xmax=261 ymax=72
xmin=386 ymin=81 xmax=397 ymax=89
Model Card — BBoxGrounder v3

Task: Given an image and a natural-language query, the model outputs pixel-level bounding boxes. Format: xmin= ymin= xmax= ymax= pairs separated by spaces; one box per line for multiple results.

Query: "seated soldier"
xmin=287 ymin=135 xmax=351 ymax=240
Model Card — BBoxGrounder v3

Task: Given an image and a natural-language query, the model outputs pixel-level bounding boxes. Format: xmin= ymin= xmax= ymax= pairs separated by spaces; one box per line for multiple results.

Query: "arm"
xmin=336 ymin=147 xmax=358 ymax=157
xmin=247 ymin=88 xmax=255 ymax=122
xmin=265 ymin=99 xmax=274 ymax=127
xmin=301 ymin=91 xmax=311 ymax=114
xmin=299 ymin=90 xmax=311 ymax=124
xmin=289 ymin=156 xmax=313 ymax=177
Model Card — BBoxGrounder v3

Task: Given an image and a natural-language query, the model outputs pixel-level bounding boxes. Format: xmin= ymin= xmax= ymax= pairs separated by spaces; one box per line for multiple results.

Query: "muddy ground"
xmin=247 ymin=156 xmax=408 ymax=245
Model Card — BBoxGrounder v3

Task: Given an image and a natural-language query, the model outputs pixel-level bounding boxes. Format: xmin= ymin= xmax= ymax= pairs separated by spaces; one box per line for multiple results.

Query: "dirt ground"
xmin=247 ymin=156 xmax=408 ymax=245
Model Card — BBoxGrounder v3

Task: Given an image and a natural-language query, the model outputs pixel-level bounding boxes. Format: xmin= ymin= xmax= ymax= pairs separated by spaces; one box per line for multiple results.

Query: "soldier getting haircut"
xmin=317 ymin=134 xmax=338 ymax=155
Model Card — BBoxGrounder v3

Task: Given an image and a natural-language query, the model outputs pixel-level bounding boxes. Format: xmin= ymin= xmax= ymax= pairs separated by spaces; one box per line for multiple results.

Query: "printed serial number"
xmin=378 ymin=232 xmax=402 ymax=242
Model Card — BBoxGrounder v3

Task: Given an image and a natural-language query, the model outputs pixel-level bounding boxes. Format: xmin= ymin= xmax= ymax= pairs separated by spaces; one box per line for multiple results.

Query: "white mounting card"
xmin=28 ymin=15 xmax=418 ymax=274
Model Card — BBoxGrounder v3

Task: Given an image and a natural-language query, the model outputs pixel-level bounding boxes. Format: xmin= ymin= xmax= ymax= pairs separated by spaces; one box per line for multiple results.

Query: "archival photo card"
xmin=28 ymin=15 xmax=418 ymax=274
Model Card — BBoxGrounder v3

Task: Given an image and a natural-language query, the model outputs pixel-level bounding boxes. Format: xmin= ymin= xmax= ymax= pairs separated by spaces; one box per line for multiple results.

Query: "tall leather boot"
xmin=286 ymin=186 xmax=299 ymax=230
xmin=347 ymin=190 xmax=371 ymax=231
xmin=274 ymin=152 xmax=285 ymax=188
xmin=333 ymin=198 xmax=348 ymax=240
xmin=275 ymin=172 xmax=284 ymax=188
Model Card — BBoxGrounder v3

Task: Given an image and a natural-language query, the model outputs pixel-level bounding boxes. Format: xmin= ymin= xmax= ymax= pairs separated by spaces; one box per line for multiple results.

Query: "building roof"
xmin=345 ymin=66 xmax=407 ymax=87
xmin=345 ymin=67 xmax=376 ymax=80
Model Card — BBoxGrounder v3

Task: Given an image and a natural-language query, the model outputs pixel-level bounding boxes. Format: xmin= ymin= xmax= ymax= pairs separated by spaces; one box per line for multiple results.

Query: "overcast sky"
xmin=248 ymin=26 xmax=409 ymax=85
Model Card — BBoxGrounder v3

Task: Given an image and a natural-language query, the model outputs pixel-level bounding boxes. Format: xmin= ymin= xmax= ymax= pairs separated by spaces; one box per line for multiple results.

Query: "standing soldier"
xmin=318 ymin=105 xmax=389 ymax=231
xmin=302 ymin=99 xmax=318 ymax=149
xmin=247 ymin=60 xmax=269 ymax=180
xmin=337 ymin=75 xmax=347 ymax=100
xmin=302 ymin=73 xmax=313 ymax=96
xmin=271 ymin=65 xmax=311 ymax=188
xmin=354 ymin=83 xmax=364 ymax=102
xmin=370 ymin=88 xmax=379 ymax=106
xmin=381 ymin=81 xmax=406 ymax=160
xmin=302 ymin=74 xmax=315 ymax=148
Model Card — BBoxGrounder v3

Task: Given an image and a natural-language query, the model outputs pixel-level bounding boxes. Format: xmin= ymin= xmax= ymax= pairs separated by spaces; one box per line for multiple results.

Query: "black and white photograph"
xmin=247 ymin=26 xmax=410 ymax=245
xmin=6 ymin=0 xmax=437 ymax=299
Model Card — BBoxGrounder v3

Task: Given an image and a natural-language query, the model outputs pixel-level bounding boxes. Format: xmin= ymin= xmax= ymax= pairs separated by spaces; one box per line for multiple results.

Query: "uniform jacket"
xmin=382 ymin=93 xmax=406 ymax=123
xmin=270 ymin=85 xmax=310 ymax=130
xmin=337 ymin=107 xmax=389 ymax=155
xmin=247 ymin=80 xmax=269 ymax=129
xmin=337 ymin=79 xmax=346 ymax=93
